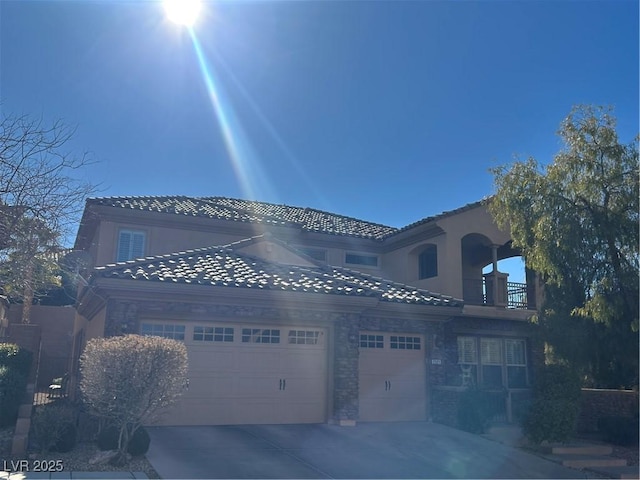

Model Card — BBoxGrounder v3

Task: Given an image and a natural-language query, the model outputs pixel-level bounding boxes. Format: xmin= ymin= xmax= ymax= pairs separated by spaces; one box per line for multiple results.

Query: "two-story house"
xmin=70 ymin=196 xmax=539 ymax=427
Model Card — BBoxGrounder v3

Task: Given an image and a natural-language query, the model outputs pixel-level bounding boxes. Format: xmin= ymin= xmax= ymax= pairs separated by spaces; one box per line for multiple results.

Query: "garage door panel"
xmin=188 ymin=349 xmax=235 ymax=372
xmin=164 ymin=323 xmax=328 ymax=426
xmin=358 ymin=332 xmax=426 ymax=422
xmin=186 ymin=374 xmax=234 ymax=397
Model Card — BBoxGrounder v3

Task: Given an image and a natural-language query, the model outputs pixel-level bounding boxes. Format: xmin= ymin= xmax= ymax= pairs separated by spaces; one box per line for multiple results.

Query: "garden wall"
xmin=7 ymin=305 xmax=74 ymax=388
xmin=577 ymin=388 xmax=639 ymax=433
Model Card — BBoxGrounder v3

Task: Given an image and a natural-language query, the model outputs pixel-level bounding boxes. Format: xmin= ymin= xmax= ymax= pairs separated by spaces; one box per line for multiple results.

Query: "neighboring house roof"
xmin=85 ymin=196 xmax=399 ymax=240
xmin=93 ymin=238 xmax=463 ymax=307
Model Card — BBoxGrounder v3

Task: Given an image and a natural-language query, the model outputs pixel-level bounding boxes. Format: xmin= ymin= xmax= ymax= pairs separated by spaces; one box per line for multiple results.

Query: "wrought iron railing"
xmin=462 ymin=278 xmax=530 ymax=309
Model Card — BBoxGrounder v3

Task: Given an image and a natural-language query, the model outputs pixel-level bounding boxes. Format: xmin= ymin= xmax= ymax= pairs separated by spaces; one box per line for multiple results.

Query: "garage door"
xmin=153 ymin=323 xmax=328 ymax=426
xmin=358 ymin=332 xmax=427 ymax=422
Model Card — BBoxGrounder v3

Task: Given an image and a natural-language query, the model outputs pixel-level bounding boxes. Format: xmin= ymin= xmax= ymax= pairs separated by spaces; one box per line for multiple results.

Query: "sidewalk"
xmin=0 ymin=471 xmax=148 ymax=479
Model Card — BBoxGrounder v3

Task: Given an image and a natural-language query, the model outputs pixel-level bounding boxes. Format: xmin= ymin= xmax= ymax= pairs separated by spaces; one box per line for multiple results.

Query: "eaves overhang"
xmin=85 ymin=276 xmax=381 ymax=314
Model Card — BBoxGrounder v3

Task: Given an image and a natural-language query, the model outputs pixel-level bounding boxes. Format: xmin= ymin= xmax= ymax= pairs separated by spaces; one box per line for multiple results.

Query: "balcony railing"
xmin=462 ymin=277 xmax=531 ymax=310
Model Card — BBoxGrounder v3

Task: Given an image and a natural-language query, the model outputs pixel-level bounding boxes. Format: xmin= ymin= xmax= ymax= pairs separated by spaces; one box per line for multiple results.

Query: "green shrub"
xmin=0 ymin=365 xmax=28 ymax=427
xmin=97 ymin=424 xmax=150 ymax=455
xmin=522 ymin=364 xmax=581 ymax=444
xmin=0 ymin=343 xmax=32 ymax=377
xmin=127 ymin=426 xmax=150 ymax=456
xmin=51 ymin=422 xmax=77 ymax=453
xmin=32 ymin=403 xmax=77 ymax=452
xmin=597 ymin=416 xmax=639 ymax=446
xmin=457 ymin=388 xmax=505 ymax=434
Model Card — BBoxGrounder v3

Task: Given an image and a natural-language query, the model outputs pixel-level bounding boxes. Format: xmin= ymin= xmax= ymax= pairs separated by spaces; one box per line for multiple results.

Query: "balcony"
xmin=463 ymin=276 xmax=532 ymax=310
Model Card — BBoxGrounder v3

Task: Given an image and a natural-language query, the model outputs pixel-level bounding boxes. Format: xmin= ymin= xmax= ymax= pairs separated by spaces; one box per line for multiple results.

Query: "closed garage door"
xmin=150 ymin=322 xmax=328 ymax=426
xmin=359 ymin=332 xmax=427 ymax=422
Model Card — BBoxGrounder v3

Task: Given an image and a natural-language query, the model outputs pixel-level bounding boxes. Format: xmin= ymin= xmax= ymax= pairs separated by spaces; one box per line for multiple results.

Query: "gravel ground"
xmin=0 ymin=425 xmax=160 ymax=478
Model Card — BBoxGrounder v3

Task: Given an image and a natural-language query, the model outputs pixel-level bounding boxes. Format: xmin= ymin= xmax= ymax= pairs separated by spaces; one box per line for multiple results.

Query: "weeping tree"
xmin=80 ymin=334 xmax=188 ymax=464
xmin=490 ymin=105 xmax=639 ymax=388
xmin=0 ymin=113 xmax=97 ymax=322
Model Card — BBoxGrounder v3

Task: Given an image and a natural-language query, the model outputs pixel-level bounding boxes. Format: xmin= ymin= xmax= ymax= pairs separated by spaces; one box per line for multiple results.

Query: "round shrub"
xmin=0 ymin=365 xmax=27 ymax=427
xmin=127 ymin=426 xmax=150 ymax=456
xmin=522 ymin=364 xmax=581 ymax=444
xmin=52 ymin=422 xmax=77 ymax=453
xmin=32 ymin=403 xmax=78 ymax=452
xmin=0 ymin=343 xmax=33 ymax=377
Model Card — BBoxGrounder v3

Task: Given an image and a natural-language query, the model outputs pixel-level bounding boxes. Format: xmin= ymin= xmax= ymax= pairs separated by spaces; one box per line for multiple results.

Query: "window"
xmin=298 ymin=247 xmax=327 ymax=262
xmin=418 ymin=245 xmax=437 ymax=279
xmin=288 ymin=330 xmax=320 ymax=345
xmin=193 ymin=326 xmax=234 ymax=342
xmin=457 ymin=337 xmax=478 ymax=386
xmin=345 ymin=253 xmax=378 ymax=267
xmin=360 ymin=334 xmax=384 ymax=348
xmin=505 ymin=339 xmax=527 ymax=387
xmin=241 ymin=328 xmax=280 ymax=344
xmin=141 ymin=323 xmax=185 ymax=341
xmin=480 ymin=338 xmax=503 ymax=388
xmin=390 ymin=336 xmax=421 ymax=350
xmin=117 ymin=230 xmax=145 ymax=262
xmin=453 ymin=336 xmax=528 ymax=388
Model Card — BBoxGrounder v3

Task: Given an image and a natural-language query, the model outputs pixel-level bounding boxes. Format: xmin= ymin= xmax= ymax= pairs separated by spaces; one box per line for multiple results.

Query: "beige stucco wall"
xmin=381 ymin=204 xmax=512 ymax=299
xmin=92 ymin=220 xmax=244 ymax=266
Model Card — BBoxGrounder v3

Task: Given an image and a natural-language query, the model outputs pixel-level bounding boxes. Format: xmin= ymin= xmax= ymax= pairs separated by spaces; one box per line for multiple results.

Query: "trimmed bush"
xmin=0 ymin=365 xmax=28 ymax=427
xmin=97 ymin=424 xmax=151 ymax=456
xmin=32 ymin=403 xmax=78 ymax=452
xmin=522 ymin=364 xmax=581 ymax=444
xmin=81 ymin=334 xmax=187 ymax=461
xmin=0 ymin=343 xmax=33 ymax=377
xmin=127 ymin=426 xmax=150 ymax=456
xmin=598 ymin=416 xmax=639 ymax=446
xmin=52 ymin=422 xmax=77 ymax=453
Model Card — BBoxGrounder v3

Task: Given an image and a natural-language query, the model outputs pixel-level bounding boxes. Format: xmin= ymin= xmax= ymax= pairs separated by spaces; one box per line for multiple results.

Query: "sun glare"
xmin=164 ymin=0 xmax=202 ymax=27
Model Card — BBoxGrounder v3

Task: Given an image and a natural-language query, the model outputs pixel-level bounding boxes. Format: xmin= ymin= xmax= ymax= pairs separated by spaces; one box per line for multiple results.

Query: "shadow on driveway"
xmin=146 ymin=422 xmax=587 ymax=479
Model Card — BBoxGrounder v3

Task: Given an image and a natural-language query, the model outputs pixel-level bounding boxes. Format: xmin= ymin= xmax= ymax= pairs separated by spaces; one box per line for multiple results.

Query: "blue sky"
xmin=1 ymin=0 xmax=638 ymax=279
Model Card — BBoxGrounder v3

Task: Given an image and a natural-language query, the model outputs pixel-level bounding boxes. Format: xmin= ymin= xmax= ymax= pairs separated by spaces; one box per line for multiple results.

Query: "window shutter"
xmin=481 ymin=338 xmax=502 ymax=365
xmin=505 ymin=339 xmax=525 ymax=366
xmin=117 ymin=231 xmax=132 ymax=262
xmin=131 ymin=232 xmax=145 ymax=259
xmin=457 ymin=337 xmax=477 ymax=364
xmin=117 ymin=230 xmax=145 ymax=262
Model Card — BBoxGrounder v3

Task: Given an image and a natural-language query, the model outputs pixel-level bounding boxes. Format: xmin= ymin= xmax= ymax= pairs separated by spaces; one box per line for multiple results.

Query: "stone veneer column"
xmin=333 ymin=314 xmax=360 ymax=425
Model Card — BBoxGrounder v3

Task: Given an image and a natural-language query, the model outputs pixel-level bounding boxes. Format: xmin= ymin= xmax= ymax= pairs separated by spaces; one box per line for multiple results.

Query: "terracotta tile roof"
xmin=87 ymin=196 xmax=398 ymax=240
xmin=387 ymin=198 xmax=492 ymax=237
xmin=94 ymin=243 xmax=463 ymax=307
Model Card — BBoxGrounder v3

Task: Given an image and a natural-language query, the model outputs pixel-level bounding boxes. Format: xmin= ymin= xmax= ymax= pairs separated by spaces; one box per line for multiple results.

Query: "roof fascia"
xmin=362 ymin=302 xmax=462 ymax=321
xmin=380 ymin=223 xmax=446 ymax=252
xmin=91 ymin=277 xmax=380 ymax=313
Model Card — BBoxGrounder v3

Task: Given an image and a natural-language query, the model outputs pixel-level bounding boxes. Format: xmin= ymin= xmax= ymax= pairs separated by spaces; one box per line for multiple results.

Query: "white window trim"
xmin=116 ymin=229 xmax=146 ymax=262
xmin=457 ymin=336 xmax=529 ymax=388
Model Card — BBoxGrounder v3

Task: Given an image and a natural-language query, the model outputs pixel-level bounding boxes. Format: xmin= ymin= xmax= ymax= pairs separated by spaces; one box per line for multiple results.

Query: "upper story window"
xmin=345 ymin=253 xmax=378 ymax=267
xmin=298 ymin=247 xmax=327 ymax=262
xmin=418 ymin=245 xmax=438 ymax=279
xmin=117 ymin=229 xmax=145 ymax=262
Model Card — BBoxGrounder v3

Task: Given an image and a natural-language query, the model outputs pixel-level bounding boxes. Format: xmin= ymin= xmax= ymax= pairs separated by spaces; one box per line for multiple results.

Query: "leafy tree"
xmin=0 ymin=113 xmax=97 ymax=322
xmin=80 ymin=334 xmax=188 ymax=464
xmin=490 ymin=105 xmax=639 ymax=388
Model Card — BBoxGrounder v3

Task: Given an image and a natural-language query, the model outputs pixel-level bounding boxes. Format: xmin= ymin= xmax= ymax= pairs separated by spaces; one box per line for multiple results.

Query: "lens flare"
xmin=164 ymin=0 xmax=201 ymax=27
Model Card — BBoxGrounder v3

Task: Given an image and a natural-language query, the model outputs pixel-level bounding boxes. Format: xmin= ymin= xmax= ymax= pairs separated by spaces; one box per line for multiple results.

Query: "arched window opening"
xmin=418 ymin=245 xmax=438 ymax=279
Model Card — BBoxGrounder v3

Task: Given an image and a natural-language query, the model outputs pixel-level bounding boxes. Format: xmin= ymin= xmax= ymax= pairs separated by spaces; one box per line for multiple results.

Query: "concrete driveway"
xmin=146 ymin=422 xmax=585 ymax=479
